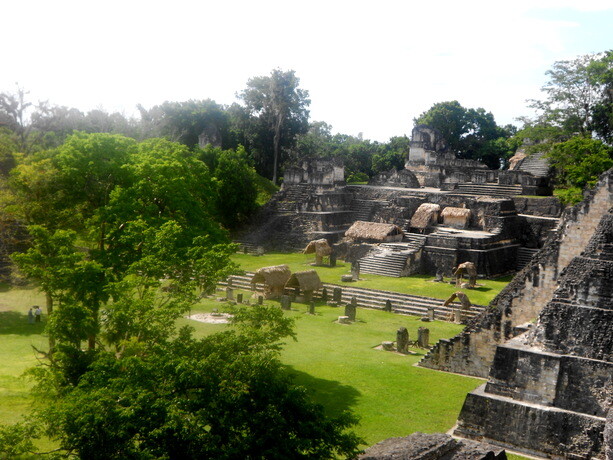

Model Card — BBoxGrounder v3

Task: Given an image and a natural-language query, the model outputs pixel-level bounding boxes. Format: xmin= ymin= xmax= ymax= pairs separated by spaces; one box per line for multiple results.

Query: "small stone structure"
xmin=359 ymin=432 xmax=506 ymax=460
xmin=250 ymin=264 xmax=291 ymax=299
xmin=417 ymin=327 xmax=429 ymax=348
xmin=453 ymin=262 xmax=477 ymax=288
xmin=303 ymin=238 xmax=332 ymax=265
xmin=396 ymin=327 xmax=409 ymax=354
xmin=443 ymin=291 xmax=472 ymax=323
xmin=279 ymin=295 xmax=291 ymax=311
xmin=284 ymin=270 xmax=322 ymax=303
xmin=283 ymin=158 xmax=345 ymax=187
xmin=345 ymin=221 xmax=404 ymax=244
xmin=441 ymin=207 xmax=472 ymax=229
xmin=409 ymin=203 xmax=441 ymax=231
xmin=345 ymin=297 xmax=357 ymax=321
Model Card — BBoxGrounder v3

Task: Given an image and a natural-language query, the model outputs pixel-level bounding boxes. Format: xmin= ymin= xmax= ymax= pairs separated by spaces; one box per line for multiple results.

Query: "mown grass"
xmin=1 ymin=285 xmax=528 ymax=456
xmin=231 ymin=252 xmax=511 ymax=306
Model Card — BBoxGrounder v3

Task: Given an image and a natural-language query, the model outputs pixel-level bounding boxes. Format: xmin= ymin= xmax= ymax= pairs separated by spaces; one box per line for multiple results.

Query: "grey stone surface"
xmin=280 ymin=295 xmax=291 ymax=310
xmin=396 ymin=327 xmax=409 ymax=354
xmin=359 ymin=432 xmax=506 ymax=460
xmin=345 ymin=297 xmax=357 ymax=321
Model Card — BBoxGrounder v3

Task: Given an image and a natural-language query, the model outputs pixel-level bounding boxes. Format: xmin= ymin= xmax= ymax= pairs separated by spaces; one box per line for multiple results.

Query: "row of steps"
xmin=455 ymin=183 xmax=523 ymax=197
xmin=219 ymin=273 xmax=486 ymax=321
xmin=358 ymin=236 xmax=427 ymax=277
xmin=517 ymin=152 xmax=551 ymax=177
xmin=349 ymin=199 xmax=390 ymax=221
xmin=516 ymin=247 xmax=539 ymax=270
xmin=276 ymin=186 xmax=314 ymax=213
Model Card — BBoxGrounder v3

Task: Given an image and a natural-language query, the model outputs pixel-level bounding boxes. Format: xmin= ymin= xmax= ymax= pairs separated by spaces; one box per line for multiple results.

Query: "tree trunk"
xmin=45 ymin=292 xmax=55 ymax=352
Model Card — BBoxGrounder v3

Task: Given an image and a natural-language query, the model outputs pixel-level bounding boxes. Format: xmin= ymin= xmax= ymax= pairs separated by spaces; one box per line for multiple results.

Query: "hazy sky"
xmin=2 ymin=0 xmax=612 ymax=141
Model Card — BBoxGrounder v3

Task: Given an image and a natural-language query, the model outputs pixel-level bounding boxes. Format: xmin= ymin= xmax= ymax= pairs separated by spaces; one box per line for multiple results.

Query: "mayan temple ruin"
xmin=241 ymin=125 xmax=612 ymax=459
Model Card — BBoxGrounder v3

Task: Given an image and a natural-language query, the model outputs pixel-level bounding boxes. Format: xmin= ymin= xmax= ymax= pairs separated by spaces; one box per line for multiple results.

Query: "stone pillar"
xmin=396 ymin=327 xmax=409 ymax=354
xmin=418 ymin=327 xmax=430 ymax=348
xmin=258 ymin=295 xmax=263 ymax=305
xmin=345 ymin=297 xmax=357 ymax=321
xmin=454 ymin=308 xmax=461 ymax=323
xmin=226 ymin=287 xmax=234 ymax=301
xmin=309 ymin=302 xmax=315 ymax=315
xmin=236 ymin=293 xmax=243 ymax=304
xmin=384 ymin=299 xmax=392 ymax=312
xmin=351 ymin=261 xmax=360 ymax=281
xmin=280 ymin=295 xmax=291 ymax=311
xmin=329 ymin=253 xmax=337 ymax=267
xmin=321 ymin=287 xmax=328 ymax=302
xmin=304 ymin=290 xmax=313 ymax=303
xmin=333 ymin=287 xmax=342 ymax=304
xmin=428 ymin=306 xmax=435 ymax=321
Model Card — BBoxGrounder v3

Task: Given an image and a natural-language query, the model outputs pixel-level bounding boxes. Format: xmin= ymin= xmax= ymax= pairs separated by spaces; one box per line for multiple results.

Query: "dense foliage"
xmin=0 ymin=130 xmax=362 ymax=458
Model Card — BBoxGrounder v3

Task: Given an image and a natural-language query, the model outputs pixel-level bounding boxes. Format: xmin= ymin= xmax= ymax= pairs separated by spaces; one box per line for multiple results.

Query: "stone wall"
xmin=418 ymin=169 xmax=613 ymax=378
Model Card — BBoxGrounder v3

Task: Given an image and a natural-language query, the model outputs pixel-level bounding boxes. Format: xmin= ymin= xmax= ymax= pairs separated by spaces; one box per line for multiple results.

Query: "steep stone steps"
xmin=517 ymin=152 xmax=550 ymax=177
xmin=219 ymin=273 xmax=486 ymax=321
xmin=516 ymin=247 xmax=539 ymax=271
xmin=455 ymin=183 xmax=523 ymax=197
xmin=349 ymin=199 xmax=390 ymax=222
xmin=358 ymin=238 xmax=427 ymax=277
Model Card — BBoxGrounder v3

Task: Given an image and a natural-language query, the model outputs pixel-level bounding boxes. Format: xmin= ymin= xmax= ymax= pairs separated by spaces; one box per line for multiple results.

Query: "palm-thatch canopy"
xmin=303 ymin=239 xmax=332 ymax=257
xmin=251 ymin=264 xmax=292 ymax=288
xmin=410 ymin=203 xmax=441 ymax=229
xmin=345 ymin=221 xmax=404 ymax=242
xmin=441 ymin=207 xmax=472 ymax=228
xmin=285 ymin=270 xmax=322 ymax=292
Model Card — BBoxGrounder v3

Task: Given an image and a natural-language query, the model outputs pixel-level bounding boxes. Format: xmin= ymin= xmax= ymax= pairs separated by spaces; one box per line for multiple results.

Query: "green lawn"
xmin=183 ymin=298 xmax=483 ymax=447
xmin=231 ymin=252 xmax=511 ymax=306
xmin=1 ymin=285 xmax=524 ymax=456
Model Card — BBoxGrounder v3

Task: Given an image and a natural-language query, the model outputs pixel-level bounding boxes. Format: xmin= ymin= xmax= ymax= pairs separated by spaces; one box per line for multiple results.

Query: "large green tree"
xmin=239 ymin=69 xmax=310 ymax=184
xmin=414 ymin=101 xmax=515 ymax=169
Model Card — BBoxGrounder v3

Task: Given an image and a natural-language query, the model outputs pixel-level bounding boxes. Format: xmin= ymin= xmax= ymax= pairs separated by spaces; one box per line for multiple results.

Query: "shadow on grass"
xmin=0 ymin=311 xmax=46 ymax=336
xmin=283 ymin=365 xmax=361 ymax=419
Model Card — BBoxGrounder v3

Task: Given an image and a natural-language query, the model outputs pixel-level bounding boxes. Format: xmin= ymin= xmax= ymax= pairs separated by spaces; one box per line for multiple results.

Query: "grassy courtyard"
xmin=231 ymin=251 xmax=512 ymax=306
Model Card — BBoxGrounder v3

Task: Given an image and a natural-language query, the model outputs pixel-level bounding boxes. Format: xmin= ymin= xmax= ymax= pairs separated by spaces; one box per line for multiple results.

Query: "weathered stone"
xmin=329 ymin=253 xmax=336 ymax=267
xmin=333 ymin=287 xmax=342 ymax=303
xmin=358 ymin=432 xmax=506 ymax=460
xmin=338 ymin=315 xmax=350 ymax=324
xmin=384 ymin=299 xmax=392 ymax=312
xmin=345 ymin=297 xmax=357 ymax=321
xmin=236 ymin=293 xmax=243 ymax=304
xmin=396 ymin=327 xmax=409 ymax=354
xmin=381 ymin=341 xmax=394 ymax=351
xmin=321 ymin=287 xmax=328 ymax=302
xmin=418 ymin=327 xmax=430 ymax=348
xmin=427 ymin=306 xmax=435 ymax=321
xmin=280 ymin=295 xmax=291 ymax=310
xmin=351 ymin=261 xmax=360 ymax=281
xmin=225 ymin=287 xmax=234 ymax=300
xmin=258 ymin=295 xmax=263 ymax=305
xmin=308 ymin=302 xmax=315 ymax=315
xmin=341 ymin=274 xmax=354 ymax=282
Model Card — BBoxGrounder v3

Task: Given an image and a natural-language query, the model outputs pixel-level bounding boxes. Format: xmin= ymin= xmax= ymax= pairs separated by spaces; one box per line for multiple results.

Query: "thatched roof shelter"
xmin=345 ymin=221 xmax=404 ymax=242
xmin=441 ymin=207 xmax=472 ymax=229
xmin=410 ymin=203 xmax=441 ymax=229
xmin=285 ymin=270 xmax=322 ymax=292
xmin=303 ymin=239 xmax=332 ymax=257
xmin=251 ymin=264 xmax=291 ymax=288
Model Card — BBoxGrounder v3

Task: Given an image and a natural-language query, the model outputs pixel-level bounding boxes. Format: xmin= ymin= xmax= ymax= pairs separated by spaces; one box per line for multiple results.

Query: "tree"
xmin=588 ymin=50 xmax=613 ymax=143
xmin=414 ymin=101 xmax=515 ymax=168
xmin=528 ymin=52 xmax=609 ymax=137
xmin=240 ymin=69 xmax=310 ymax=184
xmin=213 ymin=146 xmax=258 ymax=229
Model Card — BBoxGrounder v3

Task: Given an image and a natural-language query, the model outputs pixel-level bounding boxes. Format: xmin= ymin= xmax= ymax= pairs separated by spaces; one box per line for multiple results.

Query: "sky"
xmin=1 ymin=0 xmax=612 ymax=142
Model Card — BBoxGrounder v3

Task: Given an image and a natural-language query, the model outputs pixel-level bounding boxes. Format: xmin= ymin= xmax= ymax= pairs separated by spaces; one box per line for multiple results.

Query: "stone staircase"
xmin=276 ymin=185 xmax=314 ymax=213
xmin=358 ymin=234 xmax=427 ymax=278
xmin=516 ymin=247 xmax=539 ymax=270
xmin=219 ymin=272 xmax=486 ymax=321
xmin=349 ymin=199 xmax=390 ymax=221
xmin=517 ymin=152 xmax=550 ymax=177
xmin=455 ymin=183 xmax=523 ymax=197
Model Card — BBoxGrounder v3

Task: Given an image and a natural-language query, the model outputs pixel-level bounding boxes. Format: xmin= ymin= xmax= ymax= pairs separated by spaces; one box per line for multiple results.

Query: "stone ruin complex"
xmin=241 ymin=127 xmax=613 ymax=458
xmin=241 ymin=125 xmax=560 ymax=281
